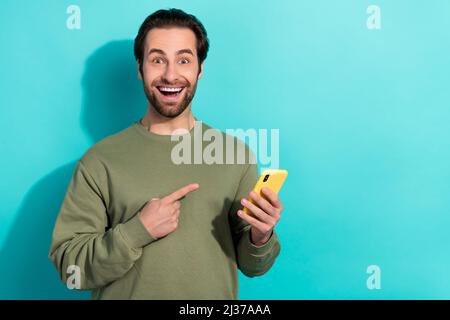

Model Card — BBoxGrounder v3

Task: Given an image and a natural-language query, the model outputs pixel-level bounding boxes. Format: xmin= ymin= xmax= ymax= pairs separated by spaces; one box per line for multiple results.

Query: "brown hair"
xmin=134 ymin=8 xmax=209 ymax=75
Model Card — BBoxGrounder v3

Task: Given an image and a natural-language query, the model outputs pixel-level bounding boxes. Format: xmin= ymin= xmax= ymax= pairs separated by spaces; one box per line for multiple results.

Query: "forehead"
xmin=144 ymin=27 xmax=197 ymax=54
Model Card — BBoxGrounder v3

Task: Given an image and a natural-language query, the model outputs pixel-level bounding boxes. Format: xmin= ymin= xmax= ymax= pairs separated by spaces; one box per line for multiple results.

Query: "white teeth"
xmin=159 ymin=87 xmax=183 ymax=93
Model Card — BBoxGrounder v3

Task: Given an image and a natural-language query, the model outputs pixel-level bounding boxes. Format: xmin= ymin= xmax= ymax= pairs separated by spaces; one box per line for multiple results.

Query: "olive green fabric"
xmin=49 ymin=118 xmax=280 ymax=299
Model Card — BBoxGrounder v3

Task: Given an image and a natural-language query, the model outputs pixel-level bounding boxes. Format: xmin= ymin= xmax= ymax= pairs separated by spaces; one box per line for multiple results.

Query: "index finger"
xmin=163 ymin=183 xmax=200 ymax=203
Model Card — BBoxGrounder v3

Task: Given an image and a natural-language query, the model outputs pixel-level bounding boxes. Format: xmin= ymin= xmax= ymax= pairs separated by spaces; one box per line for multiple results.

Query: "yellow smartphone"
xmin=243 ymin=169 xmax=288 ymax=216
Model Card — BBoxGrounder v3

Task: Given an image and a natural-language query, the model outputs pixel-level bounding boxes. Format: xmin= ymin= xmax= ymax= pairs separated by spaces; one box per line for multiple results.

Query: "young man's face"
xmin=138 ymin=27 xmax=203 ymax=118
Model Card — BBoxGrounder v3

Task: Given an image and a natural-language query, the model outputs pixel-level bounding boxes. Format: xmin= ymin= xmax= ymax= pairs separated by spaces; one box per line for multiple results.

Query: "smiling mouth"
xmin=156 ymin=86 xmax=185 ymax=98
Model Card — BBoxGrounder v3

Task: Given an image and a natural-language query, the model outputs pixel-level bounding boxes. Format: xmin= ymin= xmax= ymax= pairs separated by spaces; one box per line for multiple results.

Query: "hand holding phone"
xmin=242 ymin=169 xmax=288 ymax=216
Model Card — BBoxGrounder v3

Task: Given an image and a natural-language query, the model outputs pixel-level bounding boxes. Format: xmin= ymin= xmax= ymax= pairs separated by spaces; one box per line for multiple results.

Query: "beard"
xmin=142 ymin=75 xmax=198 ymax=118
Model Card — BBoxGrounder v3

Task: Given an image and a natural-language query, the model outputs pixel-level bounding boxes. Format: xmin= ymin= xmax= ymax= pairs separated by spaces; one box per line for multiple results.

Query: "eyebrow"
xmin=147 ymin=48 xmax=194 ymax=56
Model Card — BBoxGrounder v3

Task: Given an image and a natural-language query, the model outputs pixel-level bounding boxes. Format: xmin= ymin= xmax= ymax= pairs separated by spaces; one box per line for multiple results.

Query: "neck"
xmin=142 ymin=103 xmax=196 ymax=135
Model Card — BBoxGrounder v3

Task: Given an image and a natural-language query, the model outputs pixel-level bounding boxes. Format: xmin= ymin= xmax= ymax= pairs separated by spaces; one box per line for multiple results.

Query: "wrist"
xmin=250 ymin=228 xmax=272 ymax=247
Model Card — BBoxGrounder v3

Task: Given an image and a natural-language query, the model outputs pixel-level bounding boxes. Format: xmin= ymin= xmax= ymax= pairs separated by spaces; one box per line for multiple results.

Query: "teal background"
xmin=1 ymin=0 xmax=449 ymax=299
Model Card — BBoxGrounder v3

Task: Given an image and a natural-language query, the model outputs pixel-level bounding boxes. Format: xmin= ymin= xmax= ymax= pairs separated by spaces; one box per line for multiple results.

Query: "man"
xmin=49 ymin=8 xmax=283 ymax=299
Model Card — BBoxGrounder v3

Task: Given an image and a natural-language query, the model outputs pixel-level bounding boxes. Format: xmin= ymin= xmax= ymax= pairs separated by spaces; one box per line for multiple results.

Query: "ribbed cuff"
xmin=119 ymin=212 xmax=157 ymax=249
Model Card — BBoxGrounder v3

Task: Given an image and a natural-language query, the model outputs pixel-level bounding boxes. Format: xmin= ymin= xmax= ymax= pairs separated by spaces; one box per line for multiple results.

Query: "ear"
xmin=137 ymin=61 xmax=142 ymax=80
xmin=197 ymin=62 xmax=204 ymax=80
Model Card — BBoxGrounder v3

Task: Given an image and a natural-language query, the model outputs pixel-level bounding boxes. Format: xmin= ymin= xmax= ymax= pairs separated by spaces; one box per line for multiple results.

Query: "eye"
xmin=152 ymin=57 xmax=164 ymax=64
xmin=179 ymin=58 xmax=190 ymax=64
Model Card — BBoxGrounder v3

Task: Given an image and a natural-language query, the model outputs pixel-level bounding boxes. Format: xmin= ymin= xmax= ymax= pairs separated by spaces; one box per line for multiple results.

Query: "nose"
xmin=162 ymin=61 xmax=179 ymax=83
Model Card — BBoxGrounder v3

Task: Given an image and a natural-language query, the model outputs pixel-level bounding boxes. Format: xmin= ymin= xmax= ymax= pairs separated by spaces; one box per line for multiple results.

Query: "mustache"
xmin=151 ymin=79 xmax=191 ymax=87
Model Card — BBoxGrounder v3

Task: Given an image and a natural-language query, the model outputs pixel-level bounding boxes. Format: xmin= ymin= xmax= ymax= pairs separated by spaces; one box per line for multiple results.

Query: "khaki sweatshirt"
xmin=48 ymin=118 xmax=281 ymax=299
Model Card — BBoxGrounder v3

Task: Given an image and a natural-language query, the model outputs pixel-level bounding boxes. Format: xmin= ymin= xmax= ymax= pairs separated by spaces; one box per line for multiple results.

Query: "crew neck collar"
xmin=132 ymin=116 xmax=202 ymax=143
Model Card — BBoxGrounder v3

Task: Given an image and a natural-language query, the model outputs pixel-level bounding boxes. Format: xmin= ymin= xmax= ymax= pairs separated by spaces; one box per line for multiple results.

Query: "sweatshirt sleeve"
xmin=228 ymin=154 xmax=281 ymax=278
xmin=48 ymin=151 xmax=156 ymax=290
